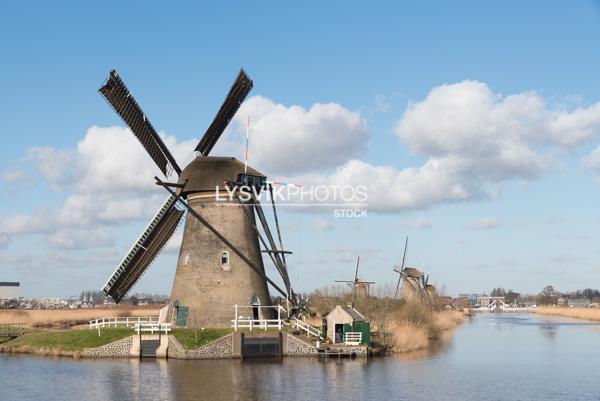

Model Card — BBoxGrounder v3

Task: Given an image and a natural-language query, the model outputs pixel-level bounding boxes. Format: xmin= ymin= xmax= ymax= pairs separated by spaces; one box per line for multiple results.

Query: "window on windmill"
xmin=237 ymin=174 xmax=266 ymax=188
xmin=220 ymin=251 xmax=230 ymax=270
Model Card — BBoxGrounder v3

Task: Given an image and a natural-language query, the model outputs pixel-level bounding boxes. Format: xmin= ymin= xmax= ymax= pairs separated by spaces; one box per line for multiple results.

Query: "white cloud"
xmin=584 ymin=146 xmax=600 ymax=182
xmin=228 ymin=96 xmax=369 ymax=175
xmin=275 ymin=82 xmax=600 ymax=213
xmin=0 ymin=251 xmax=33 ymax=265
xmin=0 ymin=213 xmax=54 ymax=235
xmin=13 ymin=126 xmax=195 ymax=250
xmin=280 ymin=158 xmax=478 ymax=212
xmin=313 ymin=219 xmax=334 ymax=231
xmin=27 ymin=146 xmax=76 ymax=190
xmin=397 ymin=80 xmax=600 ymax=155
xmin=57 ymin=193 xmax=164 ymax=227
xmin=2 ymin=169 xmax=25 ymax=183
xmin=45 ymin=227 xmax=114 ymax=250
xmin=399 ymin=218 xmax=432 ymax=229
xmin=28 ymin=126 xmax=198 ymax=194
xmin=0 ymin=232 xmax=11 ymax=249
xmin=320 ymin=245 xmax=383 ymax=264
xmin=466 ymin=218 xmax=499 ymax=230
xmin=163 ymin=231 xmax=184 ymax=254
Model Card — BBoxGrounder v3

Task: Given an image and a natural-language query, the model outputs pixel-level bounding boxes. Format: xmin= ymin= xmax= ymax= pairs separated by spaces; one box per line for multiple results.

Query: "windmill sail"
xmin=195 ymin=69 xmax=253 ymax=155
xmin=99 ymin=69 xmax=181 ymax=176
xmin=102 ymin=196 xmax=184 ymax=302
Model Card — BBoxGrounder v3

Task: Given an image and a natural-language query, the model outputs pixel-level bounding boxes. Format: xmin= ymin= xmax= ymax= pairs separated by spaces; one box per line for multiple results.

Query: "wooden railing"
xmin=293 ymin=319 xmax=323 ymax=339
xmin=89 ymin=316 xmax=159 ymax=329
xmin=232 ymin=318 xmax=283 ymax=331
xmin=343 ymin=332 xmax=363 ymax=346
xmin=231 ymin=305 xmax=286 ymax=331
xmin=134 ymin=323 xmax=171 ymax=335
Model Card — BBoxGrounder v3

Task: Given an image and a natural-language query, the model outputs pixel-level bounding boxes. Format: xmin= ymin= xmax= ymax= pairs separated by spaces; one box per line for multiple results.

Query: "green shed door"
xmin=176 ymin=306 xmax=188 ymax=326
xmin=352 ymin=321 xmax=371 ymax=346
xmin=343 ymin=323 xmax=352 ymax=342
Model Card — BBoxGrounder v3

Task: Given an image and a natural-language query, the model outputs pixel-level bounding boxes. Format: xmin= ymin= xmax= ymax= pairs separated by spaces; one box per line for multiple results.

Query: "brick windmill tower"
xmin=98 ymin=69 xmax=293 ymax=327
xmin=393 ymin=237 xmax=426 ymax=302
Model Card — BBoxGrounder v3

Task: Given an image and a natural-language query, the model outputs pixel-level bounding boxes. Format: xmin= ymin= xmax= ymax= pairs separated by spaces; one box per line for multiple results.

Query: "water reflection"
xmin=2 ymin=314 xmax=600 ymax=401
xmin=539 ymin=325 xmax=558 ymax=341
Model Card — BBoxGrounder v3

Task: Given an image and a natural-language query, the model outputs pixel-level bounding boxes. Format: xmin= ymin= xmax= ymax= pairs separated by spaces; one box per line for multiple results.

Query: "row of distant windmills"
xmin=335 ymin=237 xmax=438 ymax=306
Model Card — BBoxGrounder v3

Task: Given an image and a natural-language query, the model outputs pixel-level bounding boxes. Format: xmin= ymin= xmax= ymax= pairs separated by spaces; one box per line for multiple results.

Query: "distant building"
xmin=568 ymin=298 xmax=590 ymax=308
xmin=477 ymin=296 xmax=505 ymax=307
xmin=458 ymin=293 xmax=480 ymax=306
xmin=0 ymin=282 xmax=20 ymax=300
xmin=438 ymin=296 xmax=458 ymax=308
xmin=324 ymin=305 xmax=371 ymax=345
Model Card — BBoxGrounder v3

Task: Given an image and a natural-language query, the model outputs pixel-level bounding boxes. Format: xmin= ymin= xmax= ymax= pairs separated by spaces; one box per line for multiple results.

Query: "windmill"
xmin=98 ymin=68 xmax=295 ymax=328
xmin=421 ymin=274 xmax=439 ymax=306
xmin=334 ymin=256 xmax=375 ymax=308
xmin=393 ymin=237 xmax=425 ymax=302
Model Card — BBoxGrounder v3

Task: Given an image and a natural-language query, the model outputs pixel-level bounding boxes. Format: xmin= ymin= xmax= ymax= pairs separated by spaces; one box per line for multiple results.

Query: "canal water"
xmin=2 ymin=314 xmax=600 ymax=401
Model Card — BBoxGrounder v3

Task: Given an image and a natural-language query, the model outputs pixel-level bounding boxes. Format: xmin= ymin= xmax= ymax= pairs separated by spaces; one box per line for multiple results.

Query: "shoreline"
xmin=387 ymin=310 xmax=464 ymax=355
xmin=536 ymin=306 xmax=600 ymax=322
xmin=0 ymin=307 xmax=465 ymax=360
xmin=0 ymin=313 xmax=465 ymax=360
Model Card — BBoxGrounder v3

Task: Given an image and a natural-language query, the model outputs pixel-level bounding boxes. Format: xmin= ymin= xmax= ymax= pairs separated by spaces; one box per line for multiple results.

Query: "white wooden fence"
xmin=343 ymin=332 xmax=363 ymax=346
xmin=89 ymin=316 xmax=159 ymax=329
xmin=134 ymin=322 xmax=171 ymax=335
xmin=231 ymin=305 xmax=285 ymax=331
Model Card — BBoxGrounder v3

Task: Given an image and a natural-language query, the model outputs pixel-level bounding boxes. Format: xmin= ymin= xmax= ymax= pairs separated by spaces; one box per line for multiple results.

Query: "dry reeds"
xmin=0 ymin=307 xmax=161 ymax=327
xmin=536 ymin=306 xmax=600 ymax=322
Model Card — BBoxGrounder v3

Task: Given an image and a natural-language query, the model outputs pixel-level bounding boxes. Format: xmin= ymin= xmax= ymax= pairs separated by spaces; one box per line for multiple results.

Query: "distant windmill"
xmin=393 ymin=237 xmax=425 ymax=302
xmin=335 ymin=256 xmax=375 ymax=308
xmin=421 ymin=274 xmax=438 ymax=305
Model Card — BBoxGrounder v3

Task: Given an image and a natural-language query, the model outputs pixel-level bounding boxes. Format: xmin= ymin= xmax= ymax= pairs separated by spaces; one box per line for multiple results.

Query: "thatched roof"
xmin=340 ymin=306 xmax=366 ymax=322
xmin=402 ymin=267 xmax=423 ymax=278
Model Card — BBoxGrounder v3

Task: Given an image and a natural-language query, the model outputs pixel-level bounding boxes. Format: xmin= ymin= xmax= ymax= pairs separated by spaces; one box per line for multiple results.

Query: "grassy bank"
xmin=536 ymin=306 xmax=600 ymax=322
xmin=172 ymin=328 xmax=233 ymax=349
xmin=0 ymin=328 xmax=133 ymax=357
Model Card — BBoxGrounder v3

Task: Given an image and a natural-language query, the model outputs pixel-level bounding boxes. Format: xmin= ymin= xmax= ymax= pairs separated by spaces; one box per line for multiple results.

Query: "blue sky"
xmin=2 ymin=1 xmax=600 ymax=298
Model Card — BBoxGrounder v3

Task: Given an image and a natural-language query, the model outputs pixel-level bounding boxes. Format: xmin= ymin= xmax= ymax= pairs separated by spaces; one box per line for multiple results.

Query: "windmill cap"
xmin=178 ymin=156 xmax=266 ymax=195
xmin=403 ymin=267 xmax=423 ymax=278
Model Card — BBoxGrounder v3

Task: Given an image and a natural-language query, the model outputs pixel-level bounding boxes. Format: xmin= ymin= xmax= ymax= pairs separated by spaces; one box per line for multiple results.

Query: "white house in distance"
xmin=325 ymin=305 xmax=369 ymax=344
xmin=0 ymin=282 xmax=20 ymax=300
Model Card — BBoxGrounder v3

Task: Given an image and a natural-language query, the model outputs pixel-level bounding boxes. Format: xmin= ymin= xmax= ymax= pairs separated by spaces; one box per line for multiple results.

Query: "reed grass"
xmin=536 ymin=306 xmax=600 ymax=322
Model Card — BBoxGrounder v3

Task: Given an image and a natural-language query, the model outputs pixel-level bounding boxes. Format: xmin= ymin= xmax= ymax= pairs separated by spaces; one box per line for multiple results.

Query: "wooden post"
xmin=234 ymin=304 xmax=238 ymax=331
xmin=278 ymin=306 xmax=281 ymax=331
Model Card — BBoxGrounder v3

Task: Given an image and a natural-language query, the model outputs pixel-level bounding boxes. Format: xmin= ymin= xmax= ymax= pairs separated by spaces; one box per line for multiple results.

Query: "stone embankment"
xmin=81 ymin=331 xmax=328 ymax=359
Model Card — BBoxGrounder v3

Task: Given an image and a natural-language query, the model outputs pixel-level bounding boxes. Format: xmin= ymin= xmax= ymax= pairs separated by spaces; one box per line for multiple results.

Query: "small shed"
xmin=325 ymin=305 xmax=370 ymax=345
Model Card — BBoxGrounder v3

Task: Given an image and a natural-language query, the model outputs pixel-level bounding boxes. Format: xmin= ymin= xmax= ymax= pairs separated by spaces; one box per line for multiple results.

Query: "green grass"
xmin=172 ymin=328 xmax=232 ymax=349
xmin=0 ymin=328 xmax=133 ymax=353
